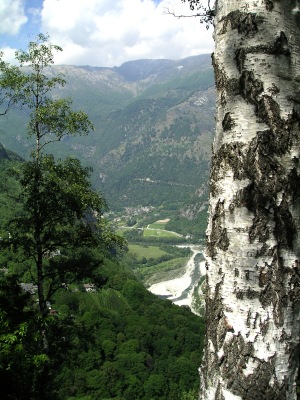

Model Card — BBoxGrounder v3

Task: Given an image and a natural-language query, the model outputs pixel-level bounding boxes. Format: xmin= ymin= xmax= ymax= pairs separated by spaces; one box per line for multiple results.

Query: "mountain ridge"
xmin=0 ymin=54 xmax=215 ymax=238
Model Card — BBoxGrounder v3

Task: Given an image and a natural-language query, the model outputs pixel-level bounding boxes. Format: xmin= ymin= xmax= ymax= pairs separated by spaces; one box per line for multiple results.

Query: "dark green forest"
xmin=0 ymin=148 xmax=204 ymax=400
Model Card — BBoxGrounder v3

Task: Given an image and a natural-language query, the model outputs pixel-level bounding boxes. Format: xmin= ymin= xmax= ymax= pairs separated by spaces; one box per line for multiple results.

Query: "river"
xmin=148 ymin=245 xmax=206 ymax=313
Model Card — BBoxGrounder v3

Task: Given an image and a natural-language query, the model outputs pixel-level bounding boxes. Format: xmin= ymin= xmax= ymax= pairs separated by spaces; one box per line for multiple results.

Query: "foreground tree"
xmin=0 ymin=275 xmax=48 ymax=400
xmin=0 ymin=35 xmax=124 ymax=316
xmin=181 ymin=1 xmax=300 ymax=399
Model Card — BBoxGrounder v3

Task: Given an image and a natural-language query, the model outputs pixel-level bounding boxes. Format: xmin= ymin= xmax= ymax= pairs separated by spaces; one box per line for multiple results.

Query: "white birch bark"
xmin=200 ymin=1 xmax=300 ymax=399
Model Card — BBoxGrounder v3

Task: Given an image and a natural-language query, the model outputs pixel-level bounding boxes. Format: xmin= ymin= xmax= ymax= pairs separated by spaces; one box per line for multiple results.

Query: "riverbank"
xmin=148 ymin=245 xmax=206 ymax=313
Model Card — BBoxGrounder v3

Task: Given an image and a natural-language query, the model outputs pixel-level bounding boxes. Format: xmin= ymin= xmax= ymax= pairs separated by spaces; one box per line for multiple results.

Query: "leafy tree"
xmin=0 ymin=35 xmax=124 ymax=316
xmin=0 ymin=275 xmax=48 ymax=400
xmin=6 ymin=155 xmax=124 ymax=315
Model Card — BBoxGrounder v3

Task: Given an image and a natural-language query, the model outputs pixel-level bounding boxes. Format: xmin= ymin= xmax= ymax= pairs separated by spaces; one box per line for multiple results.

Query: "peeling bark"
xmin=200 ymin=1 xmax=300 ymax=399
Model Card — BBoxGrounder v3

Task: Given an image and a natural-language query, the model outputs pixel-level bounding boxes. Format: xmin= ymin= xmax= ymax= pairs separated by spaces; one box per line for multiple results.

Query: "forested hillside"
xmin=0 ymin=146 xmax=204 ymax=400
xmin=0 ymin=55 xmax=215 ymax=239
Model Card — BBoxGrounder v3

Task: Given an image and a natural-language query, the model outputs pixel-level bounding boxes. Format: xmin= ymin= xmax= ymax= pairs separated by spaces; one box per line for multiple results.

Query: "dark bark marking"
xmin=289 ymin=263 xmax=300 ymax=302
xmin=249 ymin=213 xmax=271 ymax=243
xmin=259 ymin=252 xmax=287 ymax=327
xmin=246 ymin=310 xmax=251 ymax=327
xmin=235 ymin=290 xmax=244 ymax=300
xmin=201 ymin=279 xmax=225 ymax=393
xmin=274 ymin=32 xmax=290 ymax=57
xmin=240 ymin=70 xmax=264 ymax=104
xmin=242 ymin=111 xmax=300 ymax=250
xmin=212 ymin=53 xmax=227 ymax=91
xmin=235 ymin=48 xmax=246 ymax=73
xmin=234 ymin=32 xmax=290 ymax=75
xmin=256 ymin=96 xmax=282 ymax=127
xmin=220 ymin=334 xmax=286 ymax=399
xmin=220 ymin=90 xmax=227 ymax=106
xmin=222 ymin=112 xmax=235 ymax=132
xmin=274 ymin=199 xmax=296 ymax=249
xmin=259 ymin=267 xmax=272 ymax=287
xmin=247 ymin=287 xmax=260 ymax=299
xmin=264 ymin=0 xmax=274 ymax=11
xmin=226 ymin=78 xmax=240 ymax=96
xmin=210 ymin=142 xmax=247 ymax=192
xmin=215 ymin=383 xmax=224 ymax=400
xmin=267 ymin=83 xmax=280 ymax=96
xmin=243 ymin=32 xmax=290 ymax=58
xmin=260 ymin=316 xmax=270 ymax=336
xmin=220 ymin=11 xmax=262 ymax=35
xmin=207 ymin=200 xmax=230 ymax=258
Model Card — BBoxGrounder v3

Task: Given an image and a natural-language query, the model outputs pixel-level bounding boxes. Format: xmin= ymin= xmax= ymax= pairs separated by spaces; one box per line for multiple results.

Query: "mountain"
xmin=0 ymin=54 xmax=215 ymax=238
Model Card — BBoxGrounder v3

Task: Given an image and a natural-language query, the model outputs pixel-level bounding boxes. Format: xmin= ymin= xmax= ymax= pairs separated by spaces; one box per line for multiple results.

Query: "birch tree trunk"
xmin=200 ymin=1 xmax=300 ymax=399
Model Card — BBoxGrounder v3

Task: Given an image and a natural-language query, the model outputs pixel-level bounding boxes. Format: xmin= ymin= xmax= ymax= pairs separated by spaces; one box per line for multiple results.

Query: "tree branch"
xmin=164 ymin=1 xmax=215 ymax=27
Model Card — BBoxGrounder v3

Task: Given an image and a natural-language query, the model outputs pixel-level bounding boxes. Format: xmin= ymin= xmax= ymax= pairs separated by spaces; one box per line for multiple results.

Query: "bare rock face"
xmin=200 ymin=2 xmax=300 ymax=399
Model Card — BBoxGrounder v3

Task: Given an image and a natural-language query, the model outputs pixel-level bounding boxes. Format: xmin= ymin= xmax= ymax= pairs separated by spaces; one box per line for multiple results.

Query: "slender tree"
xmin=0 ymin=35 xmax=124 ymax=316
xmin=182 ymin=1 xmax=300 ymax=399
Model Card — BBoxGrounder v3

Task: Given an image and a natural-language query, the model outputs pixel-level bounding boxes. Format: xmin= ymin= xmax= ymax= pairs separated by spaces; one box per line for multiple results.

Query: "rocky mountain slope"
xmin=0 ymin=54 xmax=215 ymax=237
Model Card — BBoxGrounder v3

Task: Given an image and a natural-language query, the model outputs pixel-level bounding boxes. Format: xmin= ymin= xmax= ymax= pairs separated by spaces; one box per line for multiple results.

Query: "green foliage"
xmin=3 ymin=154 xmax=124 ymax=314
xmin=124 ymin=228 xmax=185 ymax=244
xmin=0 ymin=156 xmax=23 ymax=234
xmin=143 ymin=227 xmax=181 ymax=239
xmin=123 ymin=244 xmax=192 ymax=285
xmin=0 ymin=275 xmax=49 ymax=400
xmin=128 ymin=244 xmax=169 ymax=259
xmin=48 ymin=263 xmax=205 ymax=400
xmin=0 ymin=35 xmax=124 ymax=316
xmin=81 ymin=289 xmax=130 ymax=313
xmin=0 ymin=151 xmax=205 ymax=400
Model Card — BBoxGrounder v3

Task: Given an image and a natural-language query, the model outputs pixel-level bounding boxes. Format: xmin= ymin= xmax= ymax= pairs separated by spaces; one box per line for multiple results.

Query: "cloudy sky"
xmin=0 ymin=0 xmax=214 ymax=67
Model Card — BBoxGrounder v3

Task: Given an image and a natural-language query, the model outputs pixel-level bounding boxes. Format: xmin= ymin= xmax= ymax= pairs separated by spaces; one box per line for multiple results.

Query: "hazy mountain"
xmin=0 ymin=54 xmax=215 ymax=236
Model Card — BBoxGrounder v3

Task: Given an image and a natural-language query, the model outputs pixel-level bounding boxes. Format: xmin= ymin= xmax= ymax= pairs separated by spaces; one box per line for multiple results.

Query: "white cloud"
xmin=0 ymin=46 xmax=18 ymax=65
xmin=40 ymin=0 xmax=214 ymax=67
xmin=0 ymin=0 xmax=28 ymax=34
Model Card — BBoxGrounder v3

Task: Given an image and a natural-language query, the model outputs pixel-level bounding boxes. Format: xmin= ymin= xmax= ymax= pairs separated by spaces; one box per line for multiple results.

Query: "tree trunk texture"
xmin=200 ymin=1 xmax=300 ymax=399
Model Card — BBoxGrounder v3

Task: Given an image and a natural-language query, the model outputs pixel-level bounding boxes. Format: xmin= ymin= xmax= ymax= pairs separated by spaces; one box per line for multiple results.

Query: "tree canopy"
xmin=0 ymin=34 xmax=124 ymax=316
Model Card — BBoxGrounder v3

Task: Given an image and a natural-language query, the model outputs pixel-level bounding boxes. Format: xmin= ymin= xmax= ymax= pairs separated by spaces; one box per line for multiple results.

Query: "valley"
xmin=118 ymin=217 xmax=206 ymax=314
xmin=0 ymin=54 xmax=215 ymax=240
xmin=0 ymin=48 xmax=211 ymax=400
xmin=148 ymin=244 xmax=206 ymax=313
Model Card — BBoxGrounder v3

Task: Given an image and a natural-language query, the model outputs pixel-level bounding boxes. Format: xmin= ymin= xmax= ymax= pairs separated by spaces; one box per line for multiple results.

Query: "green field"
xmin=143 ymin=228 xmax=181 ymax=238
xmin=140 ymin=257 xmax=190 ymax=285
xmin=128 ymin=244 xmax=168 ymax=260
xmin=148 ymin=221 xmax=168 ymax=229
xmin=126 ymin=243 xmax=191 ymax=285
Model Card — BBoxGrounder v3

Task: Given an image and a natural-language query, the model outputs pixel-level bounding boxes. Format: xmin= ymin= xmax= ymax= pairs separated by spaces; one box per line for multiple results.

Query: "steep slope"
xmin=0 ymin=146 xmax=205 ymax=400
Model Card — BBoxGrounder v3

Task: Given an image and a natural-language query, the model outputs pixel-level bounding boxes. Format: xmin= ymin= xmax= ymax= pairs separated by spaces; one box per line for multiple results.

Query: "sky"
xmin=0 ymin=0 xmax=214 ymax=67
